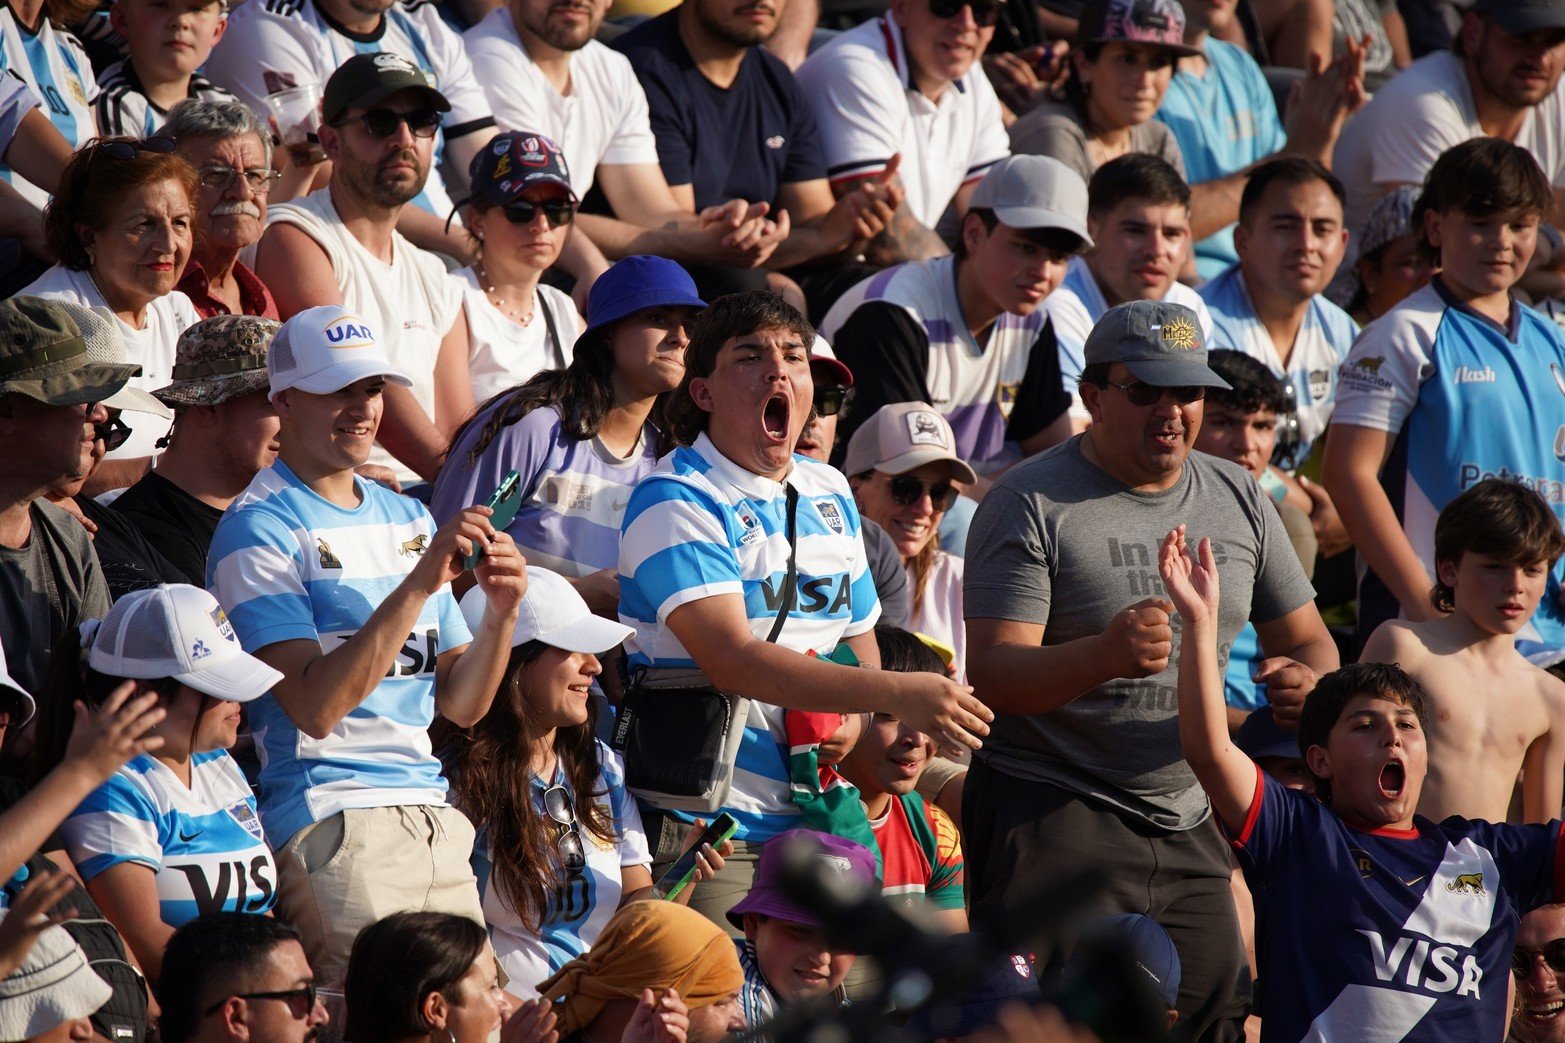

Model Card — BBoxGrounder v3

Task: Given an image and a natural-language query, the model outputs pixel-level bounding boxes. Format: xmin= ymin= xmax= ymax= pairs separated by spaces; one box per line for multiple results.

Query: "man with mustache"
xmin=168 ymin=99 xmax=280 ymax=320
xmin=156 ymin=914 xmax=330 ymax=1043
xmin=256 ymin=54 xmax=474 ymax=490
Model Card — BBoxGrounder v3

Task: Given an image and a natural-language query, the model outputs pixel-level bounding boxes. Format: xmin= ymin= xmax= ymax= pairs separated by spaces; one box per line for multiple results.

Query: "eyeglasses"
xmin=1105 ymin=379 xmax=1206 ymax=407
xmin=503 ymin=200 xmax=576 ymax=228
xmin=1513 ymin=939 xmax=1565 ymax=979
xmin=813 ymin=386 xmax=849 ymax=417
xmin=334 ymin=107 xmax=441 ymax=139
xmin=204 ymin=984 xmax=317 ymax=1018
xmin=543 ymin=784 xmax=587 ymax=876
xmin=82 ymin=135 xmax=178 ymax=179
xmin=95 ymin=415 xmax=133 ymax=452
xmin=881 ymin=474 xmax=958 ymax=511
xmin=927 ymin=0 xmax=1006 ymax=28
xmin=198 ymin=165 xmax=281 ymax=192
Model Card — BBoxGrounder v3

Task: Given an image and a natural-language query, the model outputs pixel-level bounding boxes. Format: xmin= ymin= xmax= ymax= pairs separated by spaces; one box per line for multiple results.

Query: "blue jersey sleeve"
xmin=206 ymin=506 xmax=316 ymax=653
xmin=1226 ymin=766 xmax=1321 ymax=887
xmin=619 ymin=475 xmax=745 ymax=626
xmin=61 ymin=770 xmax=165 ymax=881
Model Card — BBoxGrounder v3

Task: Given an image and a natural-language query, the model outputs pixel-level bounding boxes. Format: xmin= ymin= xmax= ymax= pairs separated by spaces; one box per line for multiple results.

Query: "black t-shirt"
xmin=109 ymin=471 xmax=224 ymax=587
xmin=612 ymin=12 xmax=828 ymax=211
xmin=76 ymin=495 xmax=185 ymax=600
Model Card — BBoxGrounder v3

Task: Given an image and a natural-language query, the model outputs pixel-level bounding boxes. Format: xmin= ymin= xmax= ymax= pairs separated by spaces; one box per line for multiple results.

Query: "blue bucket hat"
xmin=579 ymin=256 xmax=706 ymax=344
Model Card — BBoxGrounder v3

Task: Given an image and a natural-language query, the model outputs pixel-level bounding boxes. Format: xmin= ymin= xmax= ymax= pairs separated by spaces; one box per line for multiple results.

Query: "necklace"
xmin=474 ymin=261 xmax=535 ymax=327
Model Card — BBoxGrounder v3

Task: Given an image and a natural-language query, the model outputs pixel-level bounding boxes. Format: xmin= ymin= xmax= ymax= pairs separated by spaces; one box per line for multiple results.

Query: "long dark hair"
xmin=448 ymin=641 xmax=617 ymax=931
xmin=344 ymin=912 xmax=488 ymax=1043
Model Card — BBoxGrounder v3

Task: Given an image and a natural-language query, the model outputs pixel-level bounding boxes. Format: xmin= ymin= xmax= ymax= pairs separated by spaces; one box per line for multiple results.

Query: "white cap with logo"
xmin=460 ymin=566 xmax=633 ymax=654
xmin=82 ymin=584 xmax=283 ymax=703
xmin=843 ymin=402 xmax=978 ymax=483
xmin=267 ymin=304 xmax=413 ymax=400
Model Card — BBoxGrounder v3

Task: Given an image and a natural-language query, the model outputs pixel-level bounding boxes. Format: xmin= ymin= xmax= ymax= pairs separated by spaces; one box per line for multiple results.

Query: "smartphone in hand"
xmin=465 ymin=470 xmax=522 ymax=570
xmin=651 ymin=813 xmax=739 ymax=900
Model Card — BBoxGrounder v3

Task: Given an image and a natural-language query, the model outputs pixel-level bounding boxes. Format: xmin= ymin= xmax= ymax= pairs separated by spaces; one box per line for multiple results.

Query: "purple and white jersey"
xmin=1230 ymin=768 xmax=1565 ymax=1042
xmin=819 ymin=255 xmax=1044 ymax=473
xmin=431 ymin=404 xmax=660 ymax=578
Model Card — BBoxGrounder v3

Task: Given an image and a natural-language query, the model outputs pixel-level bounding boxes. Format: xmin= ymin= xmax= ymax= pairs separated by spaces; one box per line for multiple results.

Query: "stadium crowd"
xmin=6 ymin=0 xmax=1565 ymax=1037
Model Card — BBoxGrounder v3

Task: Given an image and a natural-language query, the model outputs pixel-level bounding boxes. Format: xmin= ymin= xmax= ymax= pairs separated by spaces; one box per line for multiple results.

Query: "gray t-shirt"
xmin=863 ymin=519 xmax=912 ymax=630
xmin=1007 ymin=99 xmax=1186 ymax=185
xmin=963 ymin=438 xmax=1314 ymax=830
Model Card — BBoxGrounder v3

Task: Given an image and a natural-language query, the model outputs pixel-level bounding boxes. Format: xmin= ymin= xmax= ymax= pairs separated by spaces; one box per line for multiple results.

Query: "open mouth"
xmin=763 ymin=394 xmax=790 ymax=441
xmin=1379 ymin=760 xmax=1406 ymax=799
xmin=1526 ymin=1000 xmax=1565 ymax=1022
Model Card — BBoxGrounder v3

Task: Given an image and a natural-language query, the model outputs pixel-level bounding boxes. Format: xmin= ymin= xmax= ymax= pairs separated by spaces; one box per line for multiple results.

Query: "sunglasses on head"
xmin=1105 ymin=379 xmax=1206 ymax=407
xmin=83 ymin=136 xmax=177 ymax=179
xmin=927 ymin=0 xmax=1005 ymax=28
xmin=334 ymin=108 xmax=442 ymax=139
xmin=503 ymin=199 xmax=577 ymax=228
xmin=95 ymin=415 xmax=133 ymax=452
xmin=1514 ymin=939 xmax=1565 ymax=978
xmin=543 ymin=783 xmax=587 ymax=876
xmin=814 ymin=385 xmax=849 ymax=417
xmin=883 ymin=474 xmax=958 ymax=511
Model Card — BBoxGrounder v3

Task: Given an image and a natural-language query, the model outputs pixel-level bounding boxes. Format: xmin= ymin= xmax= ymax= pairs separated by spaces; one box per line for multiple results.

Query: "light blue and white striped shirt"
xmin=0 ymin=9 xmax=95 ymax=207
xmin=207 ymin=460 xmax=472 ymax=847
xmin=61 ymin=751 xmax=277 ymax=927
xmin=618 ymin=434 xmax=880 ymax=840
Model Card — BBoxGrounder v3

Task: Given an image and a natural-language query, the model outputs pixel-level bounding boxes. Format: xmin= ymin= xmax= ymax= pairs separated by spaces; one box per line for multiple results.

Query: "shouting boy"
xmin=1160 ymin=524 xmax=1565 ymax=1042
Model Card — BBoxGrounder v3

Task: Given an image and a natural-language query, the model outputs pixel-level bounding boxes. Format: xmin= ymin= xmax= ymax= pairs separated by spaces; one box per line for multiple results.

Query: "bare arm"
xmin=1251 ymin=600 xmax=1339 ymax=727
xmin=4 ymin=108 xmax=72 ymax=197
xmin=833 ymin=166 xmax=949 ymax=266
xmin=665 ymin=594 xmax=990 ymax=751
xmin=84 ymin=864 xmax=174 ymax=983
xmin=375 ymin=383 xmax=453 ymax=483
xmin=431 ymin=534 xmax=527 ymax=729
xmin=432 ymin=311 xmax=475 ymax=439
xmin=395 ymin=204 xmax=477 ymax=265
xmin=964 ymin=599 xmax=1173 ymax=716
xmin=441 ymin=125 xmax=501 ymax=199
xmin=1523 ymin=679 xmax=1565 ymax=823
xmin=1322 ymin=422 xmax=1436 ymax=622
xmin=765 ymin=0 xmax=817 ymax=70
xmin=0 ymin=178 xmax=45 ymax=258
xmin=1160 ymin=527 xmax=1257 ymax=832
xmin=254 ymin=221 xmax=345 ymax=318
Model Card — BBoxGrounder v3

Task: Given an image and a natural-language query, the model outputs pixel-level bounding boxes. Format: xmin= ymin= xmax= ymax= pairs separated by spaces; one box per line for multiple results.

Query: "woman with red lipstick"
xmin=24 ymin=137 xmax=201 ymax=478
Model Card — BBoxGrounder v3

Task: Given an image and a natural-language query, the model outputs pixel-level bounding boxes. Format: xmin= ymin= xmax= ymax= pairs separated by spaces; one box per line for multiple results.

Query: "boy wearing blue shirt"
xmin=1160 ymin=524 xmax=1565 ymax=1043
xmin=1323 ymin=137 xmax=1565 ymax=663
xmin=206 ymin=304 xmax=527 ymax=981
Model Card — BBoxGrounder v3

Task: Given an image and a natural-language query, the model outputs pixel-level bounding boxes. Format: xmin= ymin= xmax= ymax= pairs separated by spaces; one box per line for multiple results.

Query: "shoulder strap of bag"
xmin=538 ymin=293 xmax=566 ymax=370
xmin=765 ymin=484 xmax=799 ymax=644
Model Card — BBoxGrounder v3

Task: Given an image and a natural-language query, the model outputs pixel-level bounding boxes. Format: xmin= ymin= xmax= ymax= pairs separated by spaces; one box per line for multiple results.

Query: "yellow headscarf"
xmin=538 ymin=902 xmax=743 ymax=1035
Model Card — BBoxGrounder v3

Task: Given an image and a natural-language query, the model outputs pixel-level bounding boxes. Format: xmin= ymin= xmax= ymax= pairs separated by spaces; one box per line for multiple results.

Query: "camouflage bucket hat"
xmin=0 ymin=296 xmax=136 ymax=407
xmin=155 ymin=315 xmax=281 ymax=408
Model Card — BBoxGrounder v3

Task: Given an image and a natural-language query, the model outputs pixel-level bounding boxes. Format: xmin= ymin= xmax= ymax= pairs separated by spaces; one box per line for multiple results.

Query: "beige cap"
xmin=842 ymin=402 xmax=977 ymax=483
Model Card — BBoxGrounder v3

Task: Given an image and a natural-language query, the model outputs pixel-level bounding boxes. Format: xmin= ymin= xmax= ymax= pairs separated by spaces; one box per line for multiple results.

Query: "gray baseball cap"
xmin=969 ymin=155 xmax=1093 ymax=251
xmin=1083 ymin=300 xmax=1231 ymax=388
xmin=1475 ymin=0 xmax=1565 ymax=33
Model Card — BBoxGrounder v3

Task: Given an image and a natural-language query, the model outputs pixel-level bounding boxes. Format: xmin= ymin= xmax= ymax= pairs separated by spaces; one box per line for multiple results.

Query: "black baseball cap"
xmin=1474 ymin=0 xmax=1565 ymax=33
xmin=466 ymin=131 xmax=577 ymax=207
xmin=322 ymin=52 xmax=450 ymax=127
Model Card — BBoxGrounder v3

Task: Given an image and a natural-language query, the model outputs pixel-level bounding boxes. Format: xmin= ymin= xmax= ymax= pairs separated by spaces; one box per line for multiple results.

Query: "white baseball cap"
xmin=460 ymin=567 xmax=633 ymax=654
xmin=843 ymin=402 xmax=978 ymax=483
xmin=0 ymin=639 xmax=34 ymax=726
xmin=267 ymin=304 xmax=413 ymax=400
xmin=83 ymin=585 xmax=283 ymax=703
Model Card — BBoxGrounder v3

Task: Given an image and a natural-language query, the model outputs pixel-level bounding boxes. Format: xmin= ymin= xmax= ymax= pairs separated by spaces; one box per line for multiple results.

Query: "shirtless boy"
xmin=1361 ymin=479 xmax=1565 ymax=823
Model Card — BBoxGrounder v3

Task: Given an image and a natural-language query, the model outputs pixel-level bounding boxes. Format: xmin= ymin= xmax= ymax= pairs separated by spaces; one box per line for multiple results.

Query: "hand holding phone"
xmin=651 ymin=813 xmax=739 ymax=901
xmin=466 ymin=471 xmax=523 ymax=570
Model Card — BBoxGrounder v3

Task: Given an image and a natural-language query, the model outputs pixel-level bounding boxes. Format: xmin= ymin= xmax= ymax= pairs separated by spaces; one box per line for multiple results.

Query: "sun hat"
xmin=1083 ymin=299 xmax=1232 ymax=388
xmin=81 ymin=584 xmax=283 ymax=703
xmin=156 ymin=315 xmax=280 ymax=408
xmin=267 ymin=305 xmax=412 ymax=400
xmin=0 ymin=922 xmax=112 ymax=1040
xmin=726 ymin=829 xmax=879 ymax=929
xmin=52 ymin=302 xmax=172 ymax=419
xmin=969 ymin=155 xmax=1093 ymax=251
xmin=0 ymin=296 xmax=135 ymax=407
xmin=577 ymin=256 xmax=707 ymax=346
xmin=460 ymin=566 xmax=633 ymax=654
xmin=842 ymin=402 xmax=978 ymax=483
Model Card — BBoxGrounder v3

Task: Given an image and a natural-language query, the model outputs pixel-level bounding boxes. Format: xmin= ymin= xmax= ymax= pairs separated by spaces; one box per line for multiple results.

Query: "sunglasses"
xmin=1515 ymin=939 xmax=1565 ymax=979
xmin=1105 ymin=379 xmax=1206 ymax=407
xmin=83 ymin=136 xmax=177 ymax=179
xmin=503 ymin=200 xmax=576 ymax=228
xmin=95 ymin=415 xmax=133 ymax=452
xmin=928 ymin=0 xmax=1005 ymax=27
xmin=204 ymin=984 xmax=317 ymax=1018
xmin=543 ymin=784 xmax=587 ymax=876
xmin=881 ymin=474 xmax=958 ymax=511
xmin=335 ymin=108 xmax=441 ymax=139
xmin=814 ymin=386 xmax=849 ymax=417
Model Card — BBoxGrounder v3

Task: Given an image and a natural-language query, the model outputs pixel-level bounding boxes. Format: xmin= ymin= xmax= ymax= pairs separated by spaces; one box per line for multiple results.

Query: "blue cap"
xmin=1235 ymin=705 xmax=1301 ymax=762
xmin=580 ymin=256 xmax=706 ymax=344
xmin=1083 ymin=300 xmax=1231 ymax=389
xmin=1077 ymin=914 xmax=1181 ymax=1009
xmin=902 ymin=948 xmax=1040 ymax=1038
xmin=466 ymin=131 xmax=576 ymax=207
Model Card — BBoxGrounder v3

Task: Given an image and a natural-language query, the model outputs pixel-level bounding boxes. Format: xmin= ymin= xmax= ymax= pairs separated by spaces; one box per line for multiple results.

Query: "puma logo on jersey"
xmin=317 ymin=539 xmax=342 ymax=569
xmin=1356 ymin=355 xmax=1387 ymax=374
xmin=1447 ymin=872 xmax=1485 ymax=895
xmin=400 ymin=535 xmax=429 ymax=558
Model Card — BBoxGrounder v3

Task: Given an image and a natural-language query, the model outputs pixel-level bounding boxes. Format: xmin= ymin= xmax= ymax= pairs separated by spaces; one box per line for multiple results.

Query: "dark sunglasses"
xmin=1105 ymin=379 xmax=1206 ymax=407
xmin=334 ymin=108 xmax=441 ymax=139
xmin=95 ymin=415 xmax=133 ymax=452
xmin=928 ymin=0 xmax=1005 ymax=28
xmin=83 ymin=136 xmax=177 ymax=179
xmin=814 ymin=386 xmax=849 ymax=417
xmin=503 ymin=200 xmax=576 ymax=228
xmin=883 ymin=474 xmax=958 ymax=511
xmin=1514 ymin=939 xmax=1565 ymax=979
xmin=543 ymin=784 xmax=587 ymax=876
xmin=204 ymin=984 xmax=317 ymax=1018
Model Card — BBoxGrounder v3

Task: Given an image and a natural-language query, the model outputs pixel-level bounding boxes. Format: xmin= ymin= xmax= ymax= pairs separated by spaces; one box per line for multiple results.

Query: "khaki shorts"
xmin=273 ymin=804 xmax=484 ymax=985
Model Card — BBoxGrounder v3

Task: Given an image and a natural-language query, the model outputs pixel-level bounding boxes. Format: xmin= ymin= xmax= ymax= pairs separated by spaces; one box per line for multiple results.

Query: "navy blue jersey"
xmin=1230 ymin=769 xmax=1564 ymax=1041
xmin=612 ymin=12 xmax=827 ymax=211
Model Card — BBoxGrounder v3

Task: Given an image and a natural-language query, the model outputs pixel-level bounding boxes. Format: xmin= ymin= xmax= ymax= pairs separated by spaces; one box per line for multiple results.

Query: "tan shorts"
xmin=272 ymin=804 xmax=484 ymax=985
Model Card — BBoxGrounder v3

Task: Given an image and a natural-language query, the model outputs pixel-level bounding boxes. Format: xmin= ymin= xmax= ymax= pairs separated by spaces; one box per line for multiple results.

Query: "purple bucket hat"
xmin=727 ymin=829 xmax=879 ymax=929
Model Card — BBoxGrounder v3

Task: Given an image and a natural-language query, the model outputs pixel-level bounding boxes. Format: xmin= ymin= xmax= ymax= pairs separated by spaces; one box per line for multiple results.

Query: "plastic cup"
xmin=264 ymin=85 xmax=326 ymax=166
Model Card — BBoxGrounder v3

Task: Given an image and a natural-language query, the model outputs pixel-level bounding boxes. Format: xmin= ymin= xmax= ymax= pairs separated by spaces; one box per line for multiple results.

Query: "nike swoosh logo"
xmin=1402 ymin=875 xmax=1425 ymax=887
xmin=179 ymin=830 xmax=202 ymax=842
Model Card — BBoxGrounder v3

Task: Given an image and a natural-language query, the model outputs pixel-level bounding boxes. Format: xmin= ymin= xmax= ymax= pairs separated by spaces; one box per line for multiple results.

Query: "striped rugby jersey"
xmin=0 ymin=8 xmax=95 ymax=206
xmin=94 ymin=61 xmax=237 ymax=137
xmin=618 ymin=434 xmax=880 ymax=840
xmin=207 ymin=460 xmax=472 ymax=847
xmin=62 ymin=750 xmax=277 ymax=927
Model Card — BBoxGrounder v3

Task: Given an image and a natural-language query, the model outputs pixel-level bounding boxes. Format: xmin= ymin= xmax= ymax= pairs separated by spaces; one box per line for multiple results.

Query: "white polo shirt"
xmin=794 ymin=13 xmax=1009 ymax=229
xmin=463 ymin=9 xmax=659 ymax=199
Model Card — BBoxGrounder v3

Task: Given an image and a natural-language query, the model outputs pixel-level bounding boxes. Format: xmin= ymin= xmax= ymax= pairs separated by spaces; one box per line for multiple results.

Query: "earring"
xmin=446 ymin=1030 xmax=458 ymax=1043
